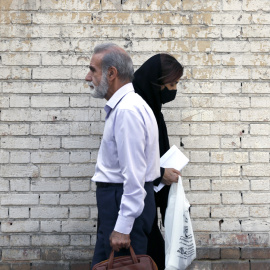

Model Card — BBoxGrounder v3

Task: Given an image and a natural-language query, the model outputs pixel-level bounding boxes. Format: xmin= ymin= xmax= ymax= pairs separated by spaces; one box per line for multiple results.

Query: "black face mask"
xmin=160 ymin=87 xmax=177 ymax=104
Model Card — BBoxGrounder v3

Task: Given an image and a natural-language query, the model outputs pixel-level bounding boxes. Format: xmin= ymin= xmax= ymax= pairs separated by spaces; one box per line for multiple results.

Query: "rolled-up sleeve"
xmin=114 ymin=109 xmax=147 ymax=234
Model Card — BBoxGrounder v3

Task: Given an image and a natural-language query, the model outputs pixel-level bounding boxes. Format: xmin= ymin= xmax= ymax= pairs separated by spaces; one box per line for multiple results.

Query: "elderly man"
xmin=86 ymin=43 xmax=160 ymax=269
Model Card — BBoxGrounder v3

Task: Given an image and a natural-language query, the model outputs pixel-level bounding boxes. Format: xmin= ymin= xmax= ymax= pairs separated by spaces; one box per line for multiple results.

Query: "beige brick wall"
xmin=0 ymin=0 xmax=270 ymax=268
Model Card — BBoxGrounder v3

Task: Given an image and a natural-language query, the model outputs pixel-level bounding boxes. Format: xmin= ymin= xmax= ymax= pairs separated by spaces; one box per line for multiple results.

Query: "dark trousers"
xmin=147 ymin=213 xmax=165 ymax=270
xmin=91 ymin=182 xmax=156 ymax=269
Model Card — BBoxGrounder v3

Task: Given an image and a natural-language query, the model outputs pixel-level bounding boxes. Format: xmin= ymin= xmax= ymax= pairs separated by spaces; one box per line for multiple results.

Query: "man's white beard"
xmin=89 ymin=73 xmax=109 ymax=99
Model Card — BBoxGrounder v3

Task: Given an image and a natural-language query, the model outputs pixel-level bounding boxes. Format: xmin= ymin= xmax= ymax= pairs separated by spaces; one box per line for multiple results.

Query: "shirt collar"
xmin=104 ymin=83 xmax=134 ymax=117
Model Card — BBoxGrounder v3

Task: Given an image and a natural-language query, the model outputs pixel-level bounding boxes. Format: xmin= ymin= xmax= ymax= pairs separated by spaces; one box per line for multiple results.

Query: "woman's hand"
xmin=161 ymin=168 xmax=181 ymax=185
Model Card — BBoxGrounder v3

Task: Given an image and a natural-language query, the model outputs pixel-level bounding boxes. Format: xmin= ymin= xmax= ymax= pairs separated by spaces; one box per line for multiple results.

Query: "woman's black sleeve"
xmin=153 ymin=167 xmax=165 ymax=186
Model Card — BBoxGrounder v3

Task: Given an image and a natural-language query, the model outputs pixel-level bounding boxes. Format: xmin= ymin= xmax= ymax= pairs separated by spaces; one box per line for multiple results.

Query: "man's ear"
xmin=107 ymin=66 xmax=117 ymax=81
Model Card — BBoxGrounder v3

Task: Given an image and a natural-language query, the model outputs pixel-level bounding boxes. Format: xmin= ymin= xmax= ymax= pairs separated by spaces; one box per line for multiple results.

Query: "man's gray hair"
xmin=93 ymin=43 xmax=134 ymax=82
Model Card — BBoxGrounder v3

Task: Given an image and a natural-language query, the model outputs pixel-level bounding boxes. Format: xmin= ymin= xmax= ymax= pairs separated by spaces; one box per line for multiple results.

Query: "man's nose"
xmin=85 ymin=71 xmax=92 ymax=81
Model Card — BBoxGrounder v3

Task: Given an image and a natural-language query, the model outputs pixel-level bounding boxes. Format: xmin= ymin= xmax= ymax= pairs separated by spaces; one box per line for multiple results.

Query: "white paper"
xmin=154 ymin=145 xmax=189 ymax=192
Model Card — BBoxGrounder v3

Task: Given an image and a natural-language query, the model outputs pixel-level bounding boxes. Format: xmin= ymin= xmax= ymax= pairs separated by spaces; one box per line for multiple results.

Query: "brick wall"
xmin=0 ymin=0 xmax=269 ymax=269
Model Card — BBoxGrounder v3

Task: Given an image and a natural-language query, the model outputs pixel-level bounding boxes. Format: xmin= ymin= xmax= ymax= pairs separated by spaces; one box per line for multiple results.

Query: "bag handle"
xmin=108 ymin=246 xmax=139 ymax=269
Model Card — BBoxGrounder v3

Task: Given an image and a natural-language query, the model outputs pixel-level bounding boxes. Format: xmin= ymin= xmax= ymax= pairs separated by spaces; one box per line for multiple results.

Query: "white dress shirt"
xmin=92 ymin=83 xmax=160 ymax=234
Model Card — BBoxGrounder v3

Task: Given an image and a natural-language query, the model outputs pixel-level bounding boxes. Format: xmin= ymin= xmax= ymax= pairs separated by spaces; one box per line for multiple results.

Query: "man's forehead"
xmin=90 ymin=52 xmax=103 ymax=68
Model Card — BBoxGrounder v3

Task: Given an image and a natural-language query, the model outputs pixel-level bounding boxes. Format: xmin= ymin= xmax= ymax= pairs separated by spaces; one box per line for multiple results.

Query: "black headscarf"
xmin=132 ymin=54 xmax=170 ymax=223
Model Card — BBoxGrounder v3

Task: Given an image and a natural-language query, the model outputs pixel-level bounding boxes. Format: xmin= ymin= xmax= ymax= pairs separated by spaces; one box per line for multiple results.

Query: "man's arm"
xmin=111 ymin=108 xmax=147 ymax=251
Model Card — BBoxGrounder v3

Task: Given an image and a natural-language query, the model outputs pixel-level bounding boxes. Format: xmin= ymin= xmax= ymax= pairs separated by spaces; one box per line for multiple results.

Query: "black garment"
xmin=133 ymin=54 xmax=171 ymax=270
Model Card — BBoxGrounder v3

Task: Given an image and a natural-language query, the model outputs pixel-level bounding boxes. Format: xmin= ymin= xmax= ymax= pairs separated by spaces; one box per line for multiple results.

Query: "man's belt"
xmin=96 ymin=182 xmax=123 ymax=188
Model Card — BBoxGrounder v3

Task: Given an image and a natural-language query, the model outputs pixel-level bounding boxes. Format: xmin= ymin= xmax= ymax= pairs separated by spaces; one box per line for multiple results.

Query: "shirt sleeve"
xmin=114 ymin=108 xmax=148 ymax=234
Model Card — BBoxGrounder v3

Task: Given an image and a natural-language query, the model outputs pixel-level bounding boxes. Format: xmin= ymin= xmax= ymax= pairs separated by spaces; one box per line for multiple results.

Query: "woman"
xmin=133 ymin=54 xmax=184 ymax=270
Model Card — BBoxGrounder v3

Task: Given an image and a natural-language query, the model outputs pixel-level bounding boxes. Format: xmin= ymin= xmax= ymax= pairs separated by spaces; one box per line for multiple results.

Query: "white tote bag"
xmin=165 ymin=176 xmax=196 ymax=270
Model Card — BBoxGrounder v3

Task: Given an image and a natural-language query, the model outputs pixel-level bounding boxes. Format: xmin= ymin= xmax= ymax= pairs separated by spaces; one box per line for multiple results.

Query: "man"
xmin=86 ymin=43 xmax=160 ymax=269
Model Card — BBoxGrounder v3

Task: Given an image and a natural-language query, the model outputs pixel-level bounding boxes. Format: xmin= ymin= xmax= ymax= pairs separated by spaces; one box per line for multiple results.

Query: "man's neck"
xmin=105 ymin=80 xmax=130 ymax=101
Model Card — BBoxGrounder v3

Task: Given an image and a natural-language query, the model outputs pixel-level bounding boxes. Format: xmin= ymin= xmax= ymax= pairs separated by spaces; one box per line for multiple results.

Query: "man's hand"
xmin=161 ymin=168 xmax=181 ymax=185
xmin=109 ymin=230 xmax=131 ymax=252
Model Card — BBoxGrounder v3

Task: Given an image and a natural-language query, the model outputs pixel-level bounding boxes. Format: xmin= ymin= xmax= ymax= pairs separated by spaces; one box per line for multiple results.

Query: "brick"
xmin=211 ymin=261 xmax=249 ymax=270
xmin=197 ymin=247 xmax=220 ymax=259
xmin=222 ymin=193 xmax=242 ymax=205
xmin=60 ymin=164 xmax=95 ymax=177
xmin=62 ymin=137 xmax=100 ymax=149
xmin=193 ymin=68 xmax=249 ymax=80
xmin=0 ymin=150 xmax=9 ymax=164
xmin=10 ymin=179 xmax=30 ymax=192
xmin=243 ymin=0 xmax=270 ymax=11
xmin=1 ymin=138 xmax=39 ymax=149
xmin=182 ymin=136 xmax=219 ymax=148
xmin=249 ymin=233 xmax=269 ymax=246
xmin=41 ymin=249 xmax=61 ymax=261
xmin=31 ymin=180 xmax=69 ymax=192
xmin=40 ymin=166 xmax=60 ymax=177
xmin=192 ymin=220 xmax=219 ymax=232
xmin=250 ymin=260 xmax=270 ymax=270
xmin=211 ymin=152 xmax=248 ymax=163
xmin=212 ymin=13 xmax=251 ymax=25
xmin=221 ymin=165 xmax=241 ymax=177
xmin=9 ymin=207 xmax=30 ymax=218
xmin=71 ymin=263 xmax=91 ymax=270
xmin=62 ymin=221 xmax=96 ymax=233
xmin=31 ymin=152 xmax=69 ymax=164
xmin=31 ymin=124 xmax=69 ymax=136
xmin=1 ymin=194 xmax=39 ymax=205
xmin=183 ymin=0 xmax=221 ymax=11
xmin=70 ymin=180 xmax=90 ymax=191
xmin=1 ymin=221 xmax=39 ymax=233
xmin=190 ymin=206 xmax=210 ymax=218
xmin=10 ymin=235 xmax=30 ymax=246
xmin=10 ymin=151 xmax=30 ymax=163
xmin=2 ymin=249 xmax=40 ymax=261
xmin=0 ymin=208 xmax=9 ymax=218
xmin=0 ymin=236 xmax=10 ymax=246
xmin=186 ymin=193 xmax=221 ymax=205
xmin=184 ymin=165 xmax=220 ymax=177
xmin=60 ymin=192 xmax=96 ymax=205
xmin=242 ymin=220 xmax=270 ymax=232
xmin=211 ymin=206 xmax=249 ymax=218
xmin=222 ymin=0 xmax=243 ymax=10
xmin=40 ymin=194 xmax=59 ymax=205
xmin=242 ymin=247 xmax=270 ymax=259
xmin=221 ymin=219 xmax=241 ymax=232
xmin=62 ymin=248 xmax=92 ymax=260
xmin=253 ymin=13 xmax=270 ymax=24
xmin=40 ymin=137 xmax=61 ymax=149
xmin=40 ymin=0 xmax=90 ymax=10
xmin=221 ymin=247 xmax=241 ymax=259
xmin=250 ymin=152 xmax=269 ymax=162
xmin=69 ymin=207 xmax=89 ymax=219
xmin=212 ymin=180 xmax=249 ymax=191
xmin=250 ymin=206 xmax=269 ymax=218
xmin=31 ymin=264 xmax=69 ymax=270
xmin=242 ymin=165 xmax=270 ymax=177
xmin=32 ymin=235 xmax=69 ymax=246
xmin=211 ymin=233 xmax=249 ymax=246
xmin=211 ymin=123 xmax=248 ymax=136
xmin=186 ymin=261 xmax=211 ymax=270
xmin=11 ymin=264 xmax=31 ymax=270
xmin=243 ymin=193 xmax=270 ymax=204
xmin=250 ymin=180 xmax=270 ymax=191
xmin=31 ymin=207 xmax=68 ymax=219
xmin=70 ymin=235 xmax=91 ymax=246
xmin=190 ymin=151 xmax=210 ymax=162
xmin=40 ymin=221 xmax=61 ymax=233
xmin=190 ymin=179 xmax=211 ymax=190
